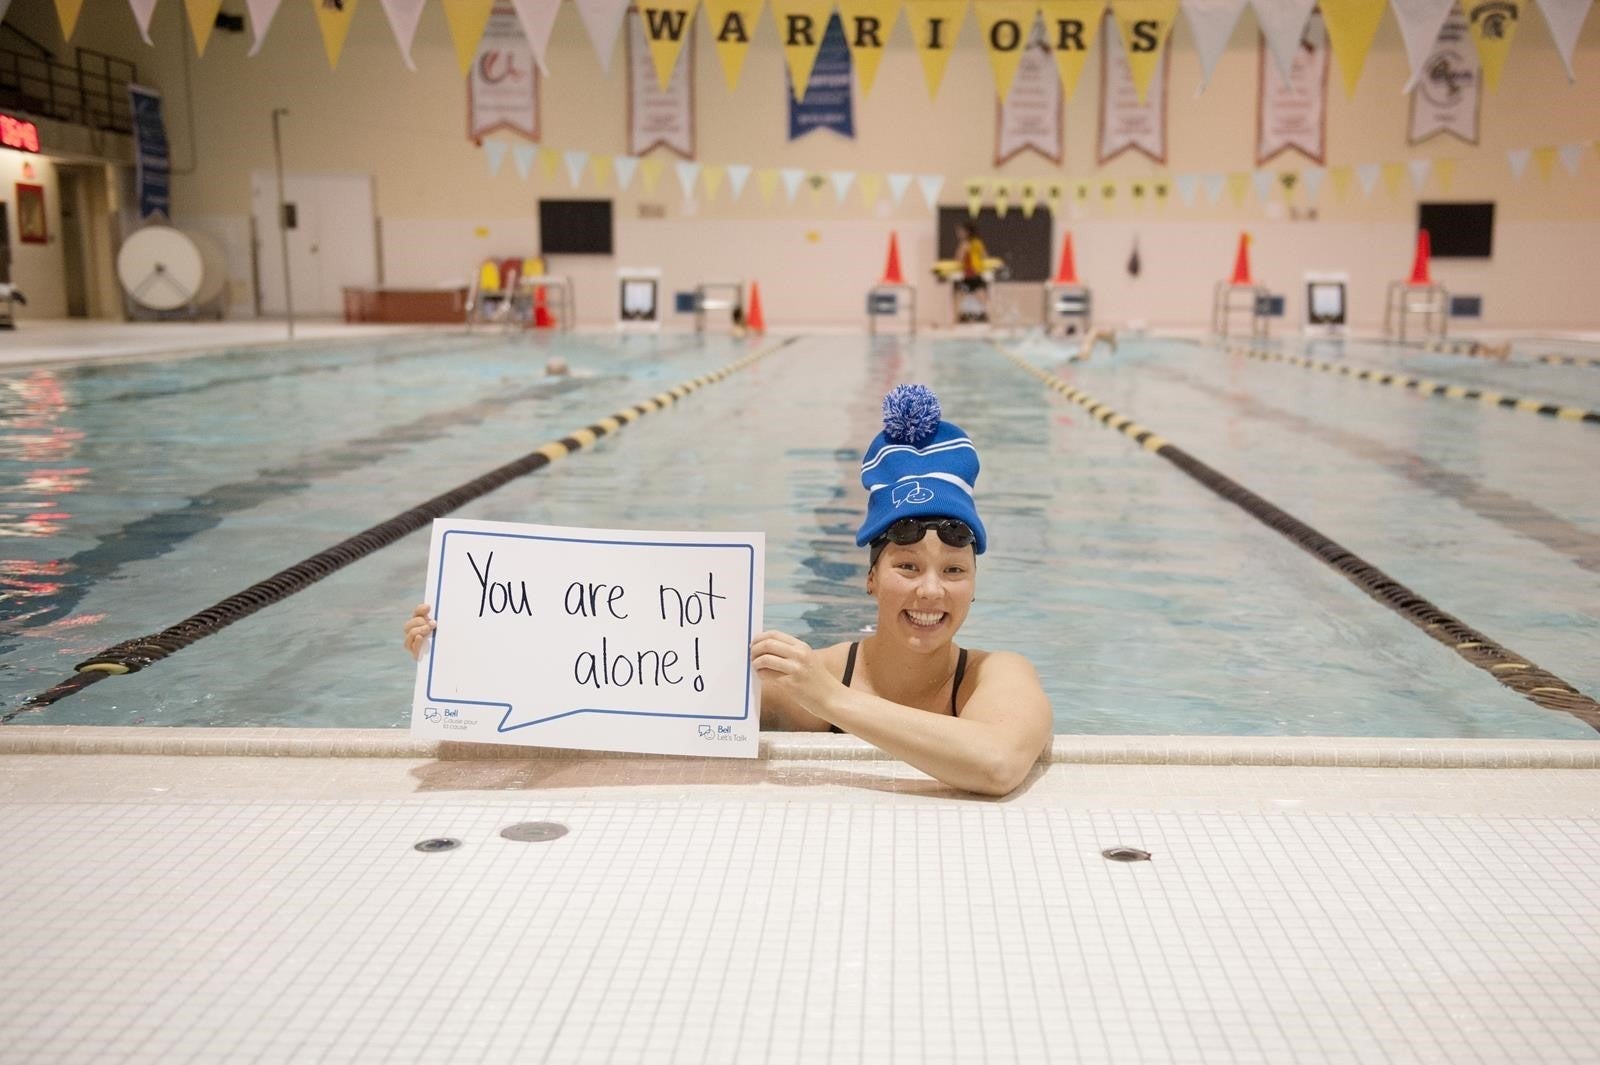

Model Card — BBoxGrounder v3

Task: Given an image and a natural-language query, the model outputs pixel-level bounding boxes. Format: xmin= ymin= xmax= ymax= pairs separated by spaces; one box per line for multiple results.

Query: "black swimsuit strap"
xmin=842 ymin=641 xmax=860 ymax=686
xmin=951 ymin=648 xmax=968 ymax=716
xmin=832 ymin=642 xmax=965 ymax=733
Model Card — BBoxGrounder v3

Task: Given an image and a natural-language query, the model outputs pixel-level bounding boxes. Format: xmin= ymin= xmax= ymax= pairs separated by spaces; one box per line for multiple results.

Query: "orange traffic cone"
xmin=1229 ymin=232 xmax=1253 ymax=286
xmin=1408 ymin=229 xmax=1433 ymax=286
xmin=882 ymin=232 xmax=905 ymax=285
xmin=745 ymin=282 xmax=766 ymax=335
xmin=533 ymin=287 xmax=555 ymax=328
xmin=1054 ymin=232 xmax=1080 ymax=284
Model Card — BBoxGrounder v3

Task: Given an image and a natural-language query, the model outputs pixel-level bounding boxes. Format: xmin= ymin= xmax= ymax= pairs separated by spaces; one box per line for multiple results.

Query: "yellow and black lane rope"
xmin=1221 ymin=343 xmax=1600 ymax=425
xmin=5 ymin=336 xmax=800 ymax=720
xmin=1535 ymin=353 xmax=1600 ymax=369
xmin=993 ymin=341 xmax=1600 ymax=732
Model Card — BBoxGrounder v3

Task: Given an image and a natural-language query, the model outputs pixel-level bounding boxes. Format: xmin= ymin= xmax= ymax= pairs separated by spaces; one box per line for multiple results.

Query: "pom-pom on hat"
xmin=856 ymin=385 xmax=987 ymax=554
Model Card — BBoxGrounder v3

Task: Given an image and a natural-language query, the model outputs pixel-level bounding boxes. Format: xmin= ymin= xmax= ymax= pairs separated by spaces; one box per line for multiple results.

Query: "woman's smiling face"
xmin=867 ymin=533 xmax=976 ymax=649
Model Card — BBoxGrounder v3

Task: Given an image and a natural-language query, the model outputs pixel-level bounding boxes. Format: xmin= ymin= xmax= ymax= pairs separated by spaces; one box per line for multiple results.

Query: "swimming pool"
xmin=2 ymin=330 xmax=1596 ymax=738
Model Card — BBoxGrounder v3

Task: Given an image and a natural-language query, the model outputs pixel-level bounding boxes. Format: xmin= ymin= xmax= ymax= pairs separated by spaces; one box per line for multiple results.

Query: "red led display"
xmin=2 ymin=114 xmax=41 ymax=153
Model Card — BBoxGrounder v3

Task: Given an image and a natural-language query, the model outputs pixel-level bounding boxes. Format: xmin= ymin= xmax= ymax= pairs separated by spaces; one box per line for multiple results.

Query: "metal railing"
xmin=0 ymin=46 xmax=137 ymax=134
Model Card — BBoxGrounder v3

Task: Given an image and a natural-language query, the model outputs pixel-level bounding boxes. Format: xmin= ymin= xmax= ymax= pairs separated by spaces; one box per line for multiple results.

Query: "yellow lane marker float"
xmin=990 ymin=339 xmax=1600 ymax=731
xmin=1535 ymin=353 xmax=1600 ymax=369
xmin=1221 ymin=343 xmax=1600 ymax=426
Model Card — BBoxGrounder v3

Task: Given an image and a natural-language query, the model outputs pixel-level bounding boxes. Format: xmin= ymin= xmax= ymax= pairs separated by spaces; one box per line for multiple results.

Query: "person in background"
xmin=951 ymin=222 xmax=991 ymax=324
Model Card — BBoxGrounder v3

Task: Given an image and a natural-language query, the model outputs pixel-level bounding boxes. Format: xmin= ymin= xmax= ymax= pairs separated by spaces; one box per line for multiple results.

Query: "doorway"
xmin=251 ymin=172 xmax=378 ymax=317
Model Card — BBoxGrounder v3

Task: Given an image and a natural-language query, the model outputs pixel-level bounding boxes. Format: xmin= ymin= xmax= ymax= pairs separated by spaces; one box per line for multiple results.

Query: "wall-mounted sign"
xmin=1 ymin=114 xmax=41 ymax=153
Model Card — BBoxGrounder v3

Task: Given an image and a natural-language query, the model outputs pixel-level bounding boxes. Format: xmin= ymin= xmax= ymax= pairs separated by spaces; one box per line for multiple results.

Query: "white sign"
xmin=469 ymin=3 xmax=540 ymax=142
xmin=412 ymin=520 xmax=764 ymax=757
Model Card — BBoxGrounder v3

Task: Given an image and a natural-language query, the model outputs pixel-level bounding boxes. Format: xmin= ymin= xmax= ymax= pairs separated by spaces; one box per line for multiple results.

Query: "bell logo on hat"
xmin=857 ymin=385 xmax=988 ymax=554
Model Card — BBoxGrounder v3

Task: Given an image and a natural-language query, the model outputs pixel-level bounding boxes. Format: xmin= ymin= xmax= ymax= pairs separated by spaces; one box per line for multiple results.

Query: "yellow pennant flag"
xmin=1111 ymin=0 xmax=1180 ymax=103
xmin=638 ymin=1 xmax=700 ymax=90
xmin=1320 ymin=0 xmax=1388 ymax=97
xmin=975 ymin=1 xmax=1041 ymax=100
xmin=1020 ymin=180 xmax=1038 ymax=217
xmin=909 ymin=0 xmax=970 ymax=97
xmin=1330 ymin=165 xmax=1353 ymax=198
xmin=1463 ymin=0 xmax=1523 ymax=91
xmin=52 ymin=0 xmax=86 ymax=39
xmin=1532 ymin=146 xmax=1557 ymax=180
xmin=965 ymin=179 xmax=986 ymax=216
xmin=702 ymin=164 xmax=726 ymax=200
xmin=1226 ymin=172 xmax=1250 ymax=206
xmin=313 ymin=0 xmax=362 ymax=70
xmin=442 ymin=0 xmax=496 ymax=77
xmin=1435 ymin=157 xmax=1455 ymax=191
xmin=757 ymin=168 xmax=781 ymax=202
xmin=1099 ymin=181 xmax=1118 ymax=203
xmin=641 ymin=156 xmax=666 ymax=192
xmin=1380 ymin=162 xmax=1404 ymax=197
xmin=1046 ymin=181 xmax=1064 ymax=218
xmin=591 ymin=155 xmax=614 ymax=189
xmin=1073 ymin=180 xmax=1091 ymax=203
xmin=185 ymin=0 xmax=224 ymax=55
xmin=992 ymin=179 xmax=1012 ymax=216
xmin=771 ymin=0 xmax=836 ymax=99
xmin=705 ymin=0 xmax=764 ymax=90
xmin=542 ymin=147 xmax=562 ymax=179
xmin=1039 ymin=0 xmax=1106 ymax=100
xmin=859 ymin=171 xmax=884 ymax=207
xmin=1129 ymin=181 xmax=1147 ymax=208
xmin=1152 ymin=178 xmax=1170 ymax=207
xmin=839 ymin=0 xmax=901 ymax=94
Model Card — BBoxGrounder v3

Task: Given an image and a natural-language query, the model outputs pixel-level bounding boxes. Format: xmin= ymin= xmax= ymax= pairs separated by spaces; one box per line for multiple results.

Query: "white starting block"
xmin=1384 ymin=281 xmax=1449 ymax=342
xmin=617 ymin=268 xmax=661 ymax=331
xmin=691 ymin=282 xmax=744 ymax=334
xmin=866 ymin=284 xmax=917 ymax=336
xmin=1212 ymin=281 xmax=1273 ymax=338
xmin=1042 ymin=283 xmax=1092 ymax=336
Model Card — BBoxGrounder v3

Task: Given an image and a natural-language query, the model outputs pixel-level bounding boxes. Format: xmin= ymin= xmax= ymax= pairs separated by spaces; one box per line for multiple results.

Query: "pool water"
xmin=2 ymin=330 xmax=1596 ymax=738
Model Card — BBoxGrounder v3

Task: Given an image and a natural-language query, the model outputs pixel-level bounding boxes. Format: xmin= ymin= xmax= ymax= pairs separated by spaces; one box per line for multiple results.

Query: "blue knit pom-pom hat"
xmin=856 ymin=384 xmax=987 ymax=554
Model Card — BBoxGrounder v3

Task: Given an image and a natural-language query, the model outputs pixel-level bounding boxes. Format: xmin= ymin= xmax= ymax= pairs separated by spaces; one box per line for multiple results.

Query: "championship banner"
xmin=636 ymin=0 xmax=698 ymax=90
xmin=1184 ymin=0 xmax=1248 ymax=90
xmin=975 ymin=0 xmax=1041 ymax=100
xmin=838 ymin=0 xmax=900 ymax=94
xmin=1463 ymin=0 xmax=1523 ymax=89
xmin=1039 ymin=0 xmax=1105 ymax=99
xmin=628 ymin=12 xmax=695 ymax=158
xmin=1109 ymin=0 xmax=1179 ymax=103
xmin=470 ymin=4 xmax=540 ymax=142
xmin=996 ymin=18 xmax=1063 ymax=165
xmin=788 ymin=12 xmax=855 ymax=140
xmin=128 ymin=84 xmax=170 ymax=220
xmin=1257 ymin=12 xmax=1328 ymax=165
xmin=411 ymin=520 xmax=764 ymax=759
xmin=909 ymin=0 xmax=969 ymax=97
xmin=1408 ymin=8 xmax=1479 ymax=145
xmin=313 ymin=0 xmax=361 ymax=69
xmin=772 ymin=0 xmax=835 ymax=99
xmin=1098 ymin=21 xmax=1167 ymax=164
xmin=705 ymin=0 xmax=764 ymax=90
xmin=1320 ymin=0 xmax=1387 ymax=96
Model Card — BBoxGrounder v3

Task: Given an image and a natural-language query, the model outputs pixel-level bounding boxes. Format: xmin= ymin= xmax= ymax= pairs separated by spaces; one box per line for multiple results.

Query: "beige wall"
xmin=6 ymin=0 xmax=1598 ymax=328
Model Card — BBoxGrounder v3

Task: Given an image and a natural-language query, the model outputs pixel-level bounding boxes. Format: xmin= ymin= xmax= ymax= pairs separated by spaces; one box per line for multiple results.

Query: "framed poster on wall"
xmin=16 ymin=183 xmax=45 ymax=244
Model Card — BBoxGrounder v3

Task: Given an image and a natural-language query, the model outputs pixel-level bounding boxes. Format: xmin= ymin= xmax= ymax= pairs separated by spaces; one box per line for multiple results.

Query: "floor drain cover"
xmin=1102 ymin=847 xmax=1152 ymax=862
xmin=414 ymin=838 xmax=461 ymax=853
xmin=500 ymin=821 xmax=569 ymax=843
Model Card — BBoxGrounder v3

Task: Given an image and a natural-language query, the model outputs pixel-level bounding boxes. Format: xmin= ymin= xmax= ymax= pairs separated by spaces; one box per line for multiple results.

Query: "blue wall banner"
xmin=128 ymin=84 xmax=171 ymax=220
xmin=788 ymin=14 xmax=854 ymax=140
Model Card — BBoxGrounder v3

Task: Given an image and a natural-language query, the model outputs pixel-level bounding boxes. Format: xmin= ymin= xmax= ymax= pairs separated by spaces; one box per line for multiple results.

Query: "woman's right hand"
xmin=403 ymin=603 xmax=436 ymax=661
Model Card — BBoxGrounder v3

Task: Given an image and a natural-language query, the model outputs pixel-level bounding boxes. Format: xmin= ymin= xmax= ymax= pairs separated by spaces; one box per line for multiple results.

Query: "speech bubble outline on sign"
xmin=412 ymin=519 xmax=765 ymax=758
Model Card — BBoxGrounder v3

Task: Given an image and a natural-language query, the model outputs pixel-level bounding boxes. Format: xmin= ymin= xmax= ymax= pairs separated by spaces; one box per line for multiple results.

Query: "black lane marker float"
xmin=993 ymin=342 xmax=1600 ymax=732
xmin=5 ymin=336 xmax=800 ymax=721
xmin=1535 ymin=354 xmax=1600 ymax=369
xmin=1221 ymin=343 xmax=1600 ymax=425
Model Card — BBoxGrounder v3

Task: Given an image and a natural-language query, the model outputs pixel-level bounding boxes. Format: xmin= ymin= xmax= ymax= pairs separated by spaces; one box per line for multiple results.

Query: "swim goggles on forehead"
xmin=874 ymin=517 xmax=976 ymax=550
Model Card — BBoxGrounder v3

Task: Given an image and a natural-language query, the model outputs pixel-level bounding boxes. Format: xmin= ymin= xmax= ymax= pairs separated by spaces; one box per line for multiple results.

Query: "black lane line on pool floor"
xmin=993 ymin=341 xmax=1600 ymax=732
xmin=3 ymin=336 xmax=800 ymax=720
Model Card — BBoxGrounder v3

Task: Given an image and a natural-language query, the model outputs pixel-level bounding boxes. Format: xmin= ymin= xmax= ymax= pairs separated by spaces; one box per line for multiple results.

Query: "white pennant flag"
xmin=1507 ymin=147 xmax=1531 ymax=178
xmin=1356 ymin=162 xmax=1381 ymax=196
xmin=379 ymin=0 xmax=429 ymax=70
xmin=1302 ymin=166 xmax=1326 ymax=200
xmin=512 ymin=0 xmax=563 ymax=74
xmin=1252 ymin=169 xmax=1275 ymax=201
xmin=1185 ymin=0 xmax=1249 ymax=91
xmin=1390 ymin=0 xmax=1459 ymax=89
xmin=676 ymin=161 xmax=703 ymax=198
xmin=831 ymin=171 xmax=856 ymax=202
xmin=564 ymin=150 xmax=590 ymax=187
xmin=1203 ymin=173 xmax=1226 ymax=204
xmin=1174 ymin=173 xmax=1199 ymax=205
xmin=1251 ymin=0 xmax=1317 ymax=82
xmin=512 ymin=144 xmax=537 ymax=179
xmin=1535 ymin=0 xmax=1594 ymax=81
xmin=485 ymin=141 xmax=509 ymax=177
xmin=1559 ymin=142 xmax=1586 ymax=175
xmin=1408 ymin=158 xmax=1432 ymax=191
xmin=917 ymin=174 xmax=945 ymax=208
xmin=614 ymin=155 xmax=639 ymax=190
xmin=727 ymin=164 xmax=752 ymax=199
xmin=780 ymin=169 xmax=807 ymax=203
xmin=887 ymin=173 xmax=913 ymax=205
xmin=246 ymin=0 xmax=284 ymax=55
xmin=129 ymin=0 xmax=160 ymax=43
xmin=574 ymin=0 xmax=633 ymax=73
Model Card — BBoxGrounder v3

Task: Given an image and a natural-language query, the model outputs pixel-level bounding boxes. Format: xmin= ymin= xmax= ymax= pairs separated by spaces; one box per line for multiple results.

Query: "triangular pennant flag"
xmin=974 ymin=1 xmax=1040 ymax=99
xmin=1302 ymin=166 xmax=1326 ymax=201
xmin=1203 ymin=173 xmax=1226 ymax=204
xmin=1380 ymin=161 xmax=1404 ymax=196
xmin=564 ymin=150 xmax=590 ymax=187
xmin=887 ymin=172 xmax=913 ymax=205
xmin=1534 ymin=0 xmax=1593 ymax=81
xmin=1112 ymin=0 xmax=1180 ymax=103
xmin=1251 ymin=169 xmax=1274 ymax=201
xmin=313 ymin=0 xmax=363 ymax=70
xmin=992 ymin=179 xmax=1012 ymax=216
xmin=965 ymin=178 xmax=985 ymax=216
xmin=1356 ymin=163 xmax=1381 ymax=196
xmin=1046 ymin=182 xmax=1064 ymax=219
xmin=443 ymin=0 xmax=498 ymax=77
xmin=676 ymin=160 xmax=703 ymax=198
xmin=1174 ymin=173 xmax=1199 ymax=205
xmin=1507 ymin=147 xmax=1531 ymax=178
xmin=727 ymin=164 xmax=752 ymax=199
xmin=512 ymin=144 xmax=537 ymax=179
xmin=1183 ymin=0 xmax=1248 ymax=90
xmin=591 ymin=154 xmax=614 ymax=187
xmin=1019 ymin=180 xmax=1037 ymax=217
xmin=128 ymin=0 xmax=160 ymax=44
xmin=757 ymin=168 xmax=781 ymax=202
xmin=378 ymin=0 xmax=428 ymax=69
xmin=1330 ymin=165 xmax=1353 ymax=197
xmin=1434 ymin=157 xmax=1456 ymax=190
xmin=1320 ymin=0 xmax=1389 ymax=95
xmin=614 ymin=155 xmax=639 ymax=189
xmin=839 ymin=0 xmax=900 ymax=94
xmin=1039 ymin=0 xmax=1106 ymax=99
xmin=53 ymin=0 xmax=87 ymax=39
xmin=575 ymin=0 xmax=633 ymax=73
xmin=859 ymin=171 xmax=883 ymax=207
xmin=1252 ymin=0 xmax=1317 ymax=82
xmin=638 ymin=0 xmax=699 ymax=90
xmin=1465 ymin=0 xmax=1525 ymax=89
xmin=511 ymin=0 xmax=563 ymax=74
xmin=772 ymin=0 xmax=835 ymax=98
xmin=541 ymin=146 xmax=561 ymax=178
xmin=1558 ymin=142 xmax=1586 ymax=175
xmin=1408 ymin=158 xmax=1432 ymax=191
xmin=702 ymin=164 xmax=725 ymax=200
xmin=780 ymin=167 xmax=806 ymax=202
xmin=485 ymin=140 xmax=509 ymax=176
xmin=705 ymin=0 xmax=764 ymax=90
xmin=908 ymin=0 xmax=969 ymax=97
xmin=1390 ymin=0 xmax=1457 ymax=89
xmin=246 ymin=0 xmax=284 ymax=55
xmin=1532 ymin=145 xmax=1558 ymax=179
xmin=640 ymin=156 xmax=665 ymax=191
xmin=182 ymin=0 xmax=223 ymax=54
xmin=831 ymin=170 xmax=856 ymax=202
xmin=917 ymin=173 xmax=946 ymax=207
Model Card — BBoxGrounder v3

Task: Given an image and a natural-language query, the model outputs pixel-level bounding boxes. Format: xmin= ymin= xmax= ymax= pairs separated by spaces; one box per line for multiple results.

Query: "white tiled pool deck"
xmin=5 ymin=730 xmax=1598 ymax=1065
